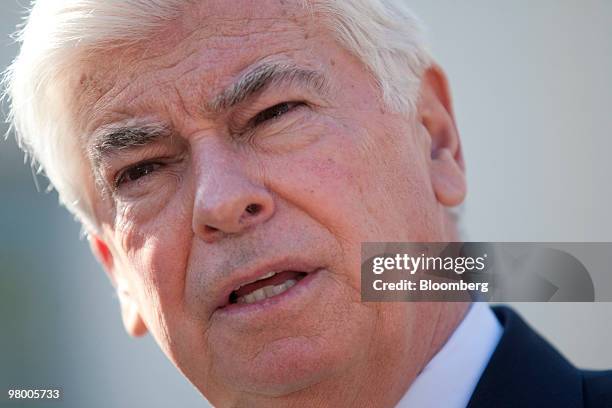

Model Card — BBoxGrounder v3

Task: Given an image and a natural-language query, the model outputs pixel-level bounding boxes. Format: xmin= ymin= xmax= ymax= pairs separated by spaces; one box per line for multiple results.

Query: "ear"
xmin=417 ymin=64 xmax=467 ymax=207
xmin=88 ymin=234 xmax=148 ymax=337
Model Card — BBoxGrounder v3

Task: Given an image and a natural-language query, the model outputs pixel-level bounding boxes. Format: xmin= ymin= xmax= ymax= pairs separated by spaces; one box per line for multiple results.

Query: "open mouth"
xmin=228 ymin=270 xmax=309 ymax=305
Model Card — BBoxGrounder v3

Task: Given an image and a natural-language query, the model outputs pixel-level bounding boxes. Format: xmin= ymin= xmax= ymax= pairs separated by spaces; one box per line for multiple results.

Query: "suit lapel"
xmin=467 ymin=306 xmax=583 ymax=408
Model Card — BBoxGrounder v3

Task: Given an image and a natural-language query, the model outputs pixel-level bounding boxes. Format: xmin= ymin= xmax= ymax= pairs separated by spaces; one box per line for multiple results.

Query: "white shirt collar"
xmin=396 ymin=303 xmax=502 ymax=408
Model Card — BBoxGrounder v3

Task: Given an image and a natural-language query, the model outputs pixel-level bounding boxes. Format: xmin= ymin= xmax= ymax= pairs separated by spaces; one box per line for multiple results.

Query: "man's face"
xmin=79 ymin=0 xmax=464 ymax=404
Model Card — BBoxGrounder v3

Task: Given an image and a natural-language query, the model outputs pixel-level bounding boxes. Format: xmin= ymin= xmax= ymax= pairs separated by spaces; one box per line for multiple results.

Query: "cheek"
xmin=113 ymin=172 xmax=183 ymax=227
xmin=265 ymin=120 xmax=439 ymax=247
xmin=114 ymin=186 xmax=195 ymax=350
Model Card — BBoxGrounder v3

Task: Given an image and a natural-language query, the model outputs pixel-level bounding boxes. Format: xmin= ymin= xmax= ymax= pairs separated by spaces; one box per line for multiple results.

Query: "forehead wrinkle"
xmin=76 ymin=3 xmax=324 ymax=155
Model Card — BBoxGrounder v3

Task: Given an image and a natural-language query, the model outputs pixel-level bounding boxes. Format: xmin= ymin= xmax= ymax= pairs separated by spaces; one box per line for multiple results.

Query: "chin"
xmin=213 ymin=335 xmax=347 ymax=398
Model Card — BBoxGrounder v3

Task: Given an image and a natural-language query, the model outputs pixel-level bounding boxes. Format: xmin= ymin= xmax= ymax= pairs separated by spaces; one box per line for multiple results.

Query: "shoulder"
xmin=467 ymin=306 xmax=612 ymax=408
xmin=582 ymin=369 xmax=612 ymax=408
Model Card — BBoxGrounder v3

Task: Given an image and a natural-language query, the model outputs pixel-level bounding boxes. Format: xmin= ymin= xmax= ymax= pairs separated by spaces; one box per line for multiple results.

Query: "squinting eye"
xmin=251 ymin=102 xmax=303 ymax=127
xmin=115 ymin=162 xmax=162 ymax=187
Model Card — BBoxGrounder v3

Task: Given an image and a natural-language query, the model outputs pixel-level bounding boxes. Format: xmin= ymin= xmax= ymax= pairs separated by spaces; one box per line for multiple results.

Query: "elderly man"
xmin=5 ymin=0 xmax=611 ymax=407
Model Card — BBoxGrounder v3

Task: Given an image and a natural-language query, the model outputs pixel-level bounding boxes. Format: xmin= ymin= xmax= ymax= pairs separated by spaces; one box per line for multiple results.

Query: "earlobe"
xmin=88 ymin=234 xmax=148 ymax=337
xmin=431 ymin=148 xmax=467 ymax=206
xmin=117 ymin=287 xmax=149 ymax=337
xmin=417 ymin=64 xmax=467 ymax=207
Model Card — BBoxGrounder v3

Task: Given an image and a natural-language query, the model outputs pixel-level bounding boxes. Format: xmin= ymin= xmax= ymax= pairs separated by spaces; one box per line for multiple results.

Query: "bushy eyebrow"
xmin=208 ymin=61 xmax=330 ymax=113
xmin=89 ymin=122 xmax=171 ymax=166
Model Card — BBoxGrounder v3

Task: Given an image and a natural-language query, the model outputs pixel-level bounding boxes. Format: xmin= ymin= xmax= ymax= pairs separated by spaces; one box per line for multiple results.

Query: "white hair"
xmin=3 ymin=0 xmax=432 ymax=232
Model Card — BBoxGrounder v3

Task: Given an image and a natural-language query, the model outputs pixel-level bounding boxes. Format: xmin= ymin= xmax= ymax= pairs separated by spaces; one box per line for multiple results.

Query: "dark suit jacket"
xmin=467 ymin=306 xmax=612 ymax=408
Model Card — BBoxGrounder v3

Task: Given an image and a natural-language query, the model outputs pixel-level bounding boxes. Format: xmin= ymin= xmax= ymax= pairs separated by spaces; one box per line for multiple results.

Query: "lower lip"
xmin=215 ymin=269 xmax=323 ymax=317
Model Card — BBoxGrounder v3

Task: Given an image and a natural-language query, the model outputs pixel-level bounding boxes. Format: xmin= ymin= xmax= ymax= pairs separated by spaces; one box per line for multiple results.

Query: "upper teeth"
xmin=257 ymin=271 xmax=277 ymax=281
xmin=237 ymin=279 xmax=297 ymax=304
xmin=235 ymin=271 xmax=278 ymax=290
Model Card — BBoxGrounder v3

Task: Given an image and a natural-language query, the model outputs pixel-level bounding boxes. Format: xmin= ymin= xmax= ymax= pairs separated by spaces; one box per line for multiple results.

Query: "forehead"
xmin=76 ymin=0 xmax=325 ymax=131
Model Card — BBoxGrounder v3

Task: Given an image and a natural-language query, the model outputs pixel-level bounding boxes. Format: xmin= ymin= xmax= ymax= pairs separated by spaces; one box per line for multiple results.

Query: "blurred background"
xmin=1 ymin=1 xmax=611 ymax=407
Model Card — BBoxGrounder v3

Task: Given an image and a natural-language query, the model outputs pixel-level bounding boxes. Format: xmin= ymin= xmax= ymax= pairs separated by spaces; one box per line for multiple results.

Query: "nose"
xmin=192 ymin=158 xmax=274 ymax=242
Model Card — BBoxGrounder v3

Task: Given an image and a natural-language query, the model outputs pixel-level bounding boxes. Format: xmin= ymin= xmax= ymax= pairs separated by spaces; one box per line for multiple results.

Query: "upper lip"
xmin=214 ymin=256 xmax=320 ymax=310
